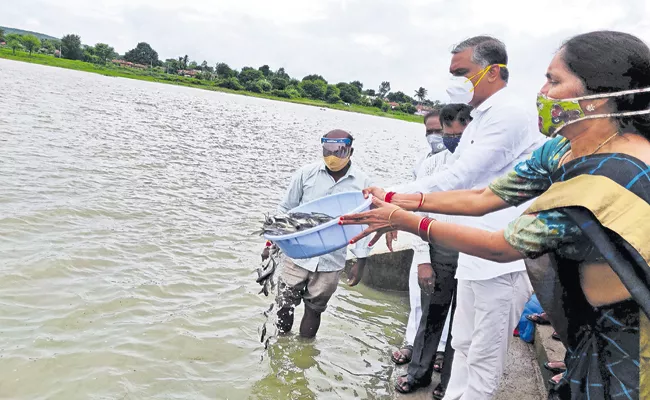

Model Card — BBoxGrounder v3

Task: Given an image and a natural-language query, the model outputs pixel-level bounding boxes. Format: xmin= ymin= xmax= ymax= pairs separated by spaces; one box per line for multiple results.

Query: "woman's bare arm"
xmin=384 ymin=188 xmax=511 ymax=217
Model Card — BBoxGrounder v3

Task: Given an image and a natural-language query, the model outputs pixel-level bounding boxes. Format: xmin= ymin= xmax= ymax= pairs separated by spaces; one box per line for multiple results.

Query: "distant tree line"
xmin=0 ymin=29 xmax=444 ymax=113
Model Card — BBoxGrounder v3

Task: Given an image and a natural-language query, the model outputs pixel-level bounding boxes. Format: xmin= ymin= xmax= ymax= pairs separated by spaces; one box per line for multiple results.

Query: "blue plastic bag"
xmin=517 ymin=294 xmax=544 ymax=343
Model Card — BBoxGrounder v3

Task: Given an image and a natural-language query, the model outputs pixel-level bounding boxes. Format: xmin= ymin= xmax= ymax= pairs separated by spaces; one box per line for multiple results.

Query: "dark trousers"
xmin=407 ymin=261 xmax=457 ymax=385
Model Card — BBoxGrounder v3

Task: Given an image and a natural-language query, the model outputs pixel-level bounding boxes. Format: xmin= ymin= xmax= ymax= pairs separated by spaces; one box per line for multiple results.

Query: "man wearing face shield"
xmin=266 ymin=129 xmax=373 ymax=338
xmin=362 ymin=36 xmax=546 ymax=399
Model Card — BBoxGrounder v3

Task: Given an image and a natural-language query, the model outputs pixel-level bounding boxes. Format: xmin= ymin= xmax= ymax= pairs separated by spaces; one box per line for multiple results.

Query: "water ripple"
xmin=0 ymin=58 xmax=424 ymax=399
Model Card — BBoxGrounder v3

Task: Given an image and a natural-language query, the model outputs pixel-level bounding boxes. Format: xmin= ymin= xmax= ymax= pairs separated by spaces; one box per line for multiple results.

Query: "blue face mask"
xmin=443 ymin=136 xmax=461 ymax=153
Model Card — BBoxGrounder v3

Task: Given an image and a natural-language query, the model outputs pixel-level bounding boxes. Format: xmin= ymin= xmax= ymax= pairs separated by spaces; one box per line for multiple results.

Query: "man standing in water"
xmin=263 ymin=129 xmax=373 ymax=338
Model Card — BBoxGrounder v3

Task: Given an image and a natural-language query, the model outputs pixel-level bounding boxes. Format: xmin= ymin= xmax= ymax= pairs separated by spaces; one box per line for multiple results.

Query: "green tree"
xmin=0 ymin=28 xmax=5 ymax=41
xmin=400 ymin=103 xmax=417 ymax=114
xmin=94 ymin=43 xmax=116 ymax=64
xmin=41 ymin=39 xmax=57 ymax=53
xmin=387 ymin=91 xmax=414 ymax=104
xmin=61 ymin=34 xmax=83 ymax=60
xmin=218 ymin=77 xmax=244 ymax=90
xmin=350 ymin=80 xmax=363 ymax=92
xmin=299 ymin=79 xmax=327 ymax=100
xmin=270 ymin=75 xmax=290 ymax=90
xmin=245 ymin=80 xmax=263 ymax=93
xmin=258 ymin=65 xmax=271 ymax=77
xmin=164 ymin=58 xmax=180 ymax=73
xmin=216 ymin=62 xmax=236 ymax=78
xmin=124 ymin=42 xmax=160 ymax=66
xmin=303 ymin=74 xmax=327 ymax=84
xmin=364 ymin=89 xmax=376 ymax=96
xmin=258 ymin=79 xmax=272 ymax=92
xmin=284 ymin=86 xmax=301 ymax=99
xmin=182 ymin=55 xmax=189 ymax=69
xmin=372 ymin=97 xmax=384 ymax=108
xmin=188 ymin=60 xmax=198 ymax=70
xmin=239 ymin=67 xmax=264 ymax=84
xmin=275 ymin=67 xmax=290 ymax=79
xmin=82 ymin=45 xmax=99 ymax=63
xmin=6 ymin=36 xmax=22 ymax=55
xmin=326 ymin=84 xmax=341 ymax=103
xmin=21 ymin=35 xmax=41 ymax=55
xmin=378 ymin=81 xmax=391 ymax=98
xmin=414 ymin=87 xmax=428 ymax=103
xmin=336 ymin=82 xmax=361 ymax=104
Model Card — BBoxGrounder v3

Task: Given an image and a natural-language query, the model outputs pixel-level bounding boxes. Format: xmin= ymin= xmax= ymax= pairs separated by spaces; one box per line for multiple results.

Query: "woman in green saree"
xmin=340 ymin=31 xmax=650 ymax=399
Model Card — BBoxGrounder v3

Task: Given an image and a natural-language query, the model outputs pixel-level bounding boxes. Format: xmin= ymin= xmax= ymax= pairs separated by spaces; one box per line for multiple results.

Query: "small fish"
xmin=260 ymin=323 xmax=267 ymax=343
xmin=263 ymin=303 xmax=274 ymax=317
xmin=252 ymin=211 xmax=334 ymax=237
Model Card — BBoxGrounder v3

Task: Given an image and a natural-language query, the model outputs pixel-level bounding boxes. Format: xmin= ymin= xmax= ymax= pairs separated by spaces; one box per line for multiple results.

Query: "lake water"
xmin=0 ymin=59 xmax=426 ymax=399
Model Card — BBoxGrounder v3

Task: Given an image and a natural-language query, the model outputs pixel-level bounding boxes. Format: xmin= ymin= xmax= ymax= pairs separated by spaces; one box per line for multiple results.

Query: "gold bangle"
xmin=426 ymin=220 xmax=434 ymax=242
xmin=388 ymin=207 xmax=401 ymax=229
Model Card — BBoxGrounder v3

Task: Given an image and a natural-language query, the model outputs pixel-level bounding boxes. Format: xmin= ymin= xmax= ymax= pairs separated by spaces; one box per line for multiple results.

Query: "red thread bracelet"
xmin=417 ymin=192 xmax=425 ymax=210
xmin=385 ymin=191 xmax=396 ymax=203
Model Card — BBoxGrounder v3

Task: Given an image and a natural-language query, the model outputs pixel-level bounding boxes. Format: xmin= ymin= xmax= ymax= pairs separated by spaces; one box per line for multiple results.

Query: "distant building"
xmin=415 ymin=104 xmax=434 ymax=116
xmin=177 ymin=69 xmax=200 ymax=77
xmin=111 ymin=59 xmax=148 ymax=69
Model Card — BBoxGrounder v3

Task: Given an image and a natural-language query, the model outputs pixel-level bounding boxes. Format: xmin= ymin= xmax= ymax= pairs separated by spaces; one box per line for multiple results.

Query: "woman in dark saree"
xmin=340 ymin=31 xmax=650 ymax=399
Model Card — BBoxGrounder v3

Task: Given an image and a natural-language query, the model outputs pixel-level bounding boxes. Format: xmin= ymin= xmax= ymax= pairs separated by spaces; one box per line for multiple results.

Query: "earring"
xmin=586 ymin=104 xmax=596 ymax=112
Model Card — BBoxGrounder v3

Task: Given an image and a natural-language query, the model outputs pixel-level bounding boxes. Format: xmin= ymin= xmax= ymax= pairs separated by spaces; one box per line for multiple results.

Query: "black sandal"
xmin=390 ymin=345 xmax=413 ymax=365
xmin=432 ymin=383 xmax=445 ymax=400
xmin=394 ymin=374 xmax=430 ymax=394
xmin=526 ymin=312 xmax=551 ymax=325
xmin=432 ymin=351 xmax=444 ymax=373
xmin=544 ymin=361 xmax=567 ymax=374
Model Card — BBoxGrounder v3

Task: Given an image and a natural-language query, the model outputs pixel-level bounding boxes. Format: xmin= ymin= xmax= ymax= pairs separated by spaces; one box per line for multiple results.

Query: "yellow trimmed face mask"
xmin=447 ymin=64 xmax=507 ymax=104
xmin=322 ymin=137 xmax=352 ymax=172
xmin=536 ymin=86 xmax=650 ymax=137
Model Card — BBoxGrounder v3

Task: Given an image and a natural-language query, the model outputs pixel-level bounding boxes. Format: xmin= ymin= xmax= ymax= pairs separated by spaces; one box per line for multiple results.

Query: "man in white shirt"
xmin=391 ymin=109 xmax=450 ymax=366
xmin=394 ymin=104 xmax=473 ymax=398
xmin=266 ymin=129 xmax=373 ymax=338
xmin=387 ymin=36 xmax=545 ymax=399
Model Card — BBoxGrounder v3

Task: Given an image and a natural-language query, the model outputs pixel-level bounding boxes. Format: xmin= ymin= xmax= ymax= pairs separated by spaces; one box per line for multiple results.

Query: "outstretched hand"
xmin=339 ymin=196 xmax=402 ymax=245
xmin=362 ymin=186 xmax=387 ymax=202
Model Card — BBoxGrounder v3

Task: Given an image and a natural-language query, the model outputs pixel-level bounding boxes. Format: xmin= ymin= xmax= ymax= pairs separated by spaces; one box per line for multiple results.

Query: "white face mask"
xmin=426 ymin=134 xmax=446 ymax=154
xmin=446 ymin=75 xmax=474 ymax=104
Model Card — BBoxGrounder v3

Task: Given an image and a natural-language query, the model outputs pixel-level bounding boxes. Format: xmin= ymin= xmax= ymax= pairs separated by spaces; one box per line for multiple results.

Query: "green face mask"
xmin=536 ymin=87 xmax=650 ymax=137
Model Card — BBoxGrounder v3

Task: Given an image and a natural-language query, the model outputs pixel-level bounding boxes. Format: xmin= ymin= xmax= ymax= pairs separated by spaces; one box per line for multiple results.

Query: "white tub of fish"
xmin=263 ymin=191 xmax=373 ymax=259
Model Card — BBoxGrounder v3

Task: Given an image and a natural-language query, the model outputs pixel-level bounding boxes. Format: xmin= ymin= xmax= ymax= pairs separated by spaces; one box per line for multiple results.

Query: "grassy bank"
xmin=0 ymin=48 xmax=423 ymax=123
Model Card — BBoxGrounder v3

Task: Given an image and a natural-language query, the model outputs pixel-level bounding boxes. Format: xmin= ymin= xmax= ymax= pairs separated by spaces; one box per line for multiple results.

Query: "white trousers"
xmin=405 ymin=260 xmax=422 ymax=345
xmin=443 ymin=271 xmax=532 ymax=400
xmin=438 ymin=304 xmax=452 ymax=352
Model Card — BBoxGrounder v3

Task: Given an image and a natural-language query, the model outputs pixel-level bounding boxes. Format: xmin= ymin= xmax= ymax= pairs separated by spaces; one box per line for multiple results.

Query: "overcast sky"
xmin=3 ymin=0 xmax=649 ymax=102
